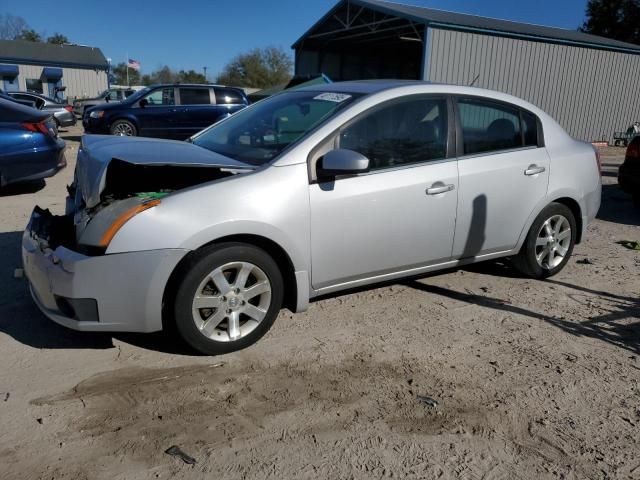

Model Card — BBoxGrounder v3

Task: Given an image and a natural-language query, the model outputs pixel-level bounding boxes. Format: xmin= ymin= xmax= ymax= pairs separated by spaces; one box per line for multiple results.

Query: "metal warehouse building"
xmin=293 ymin=0 xmax=640 ymax=142
xmin=0 ymin=39 xmax=108 ymax=101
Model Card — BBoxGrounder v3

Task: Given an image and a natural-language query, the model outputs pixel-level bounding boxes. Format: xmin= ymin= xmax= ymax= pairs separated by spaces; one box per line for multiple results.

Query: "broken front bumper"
xmin=22 ymin=208 xmax=188 ymax=333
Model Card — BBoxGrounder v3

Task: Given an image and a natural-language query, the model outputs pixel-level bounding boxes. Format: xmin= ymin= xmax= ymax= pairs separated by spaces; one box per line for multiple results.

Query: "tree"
xmin=111 ymin=62 xmax=141 ymax=86
xmin=47 ymin=33 xmax=69 ymax=45
xmin=15 ymin=28 xmax=41 ymax=42
xmin=0 ymin=14 xmax=28 ymax=40
xmin=112 ymin=64 xmax=209 ymax=87
xmin=580 ymin=0 xmax=640 ymax=45
xmin=152 ymin=65 xmax=175 ymax=84
xmin=177 ymin=69 xmax=207 ymax=83
xmin=215 ymin=46 xmax=293 ymax=89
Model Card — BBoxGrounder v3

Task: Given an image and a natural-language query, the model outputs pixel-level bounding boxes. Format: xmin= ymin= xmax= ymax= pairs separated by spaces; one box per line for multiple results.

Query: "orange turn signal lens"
xmin=98 ymin=199 xmax=161 ymax=248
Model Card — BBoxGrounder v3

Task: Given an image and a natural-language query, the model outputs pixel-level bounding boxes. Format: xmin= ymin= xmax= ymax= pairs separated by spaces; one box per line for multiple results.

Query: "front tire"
xmin=512 ymin=203 xmax=576 ymax=279
xmin=110 ymin=119 xmax=137 ymax=136
xmin=172 ymin=243 xmax=283 ymax=355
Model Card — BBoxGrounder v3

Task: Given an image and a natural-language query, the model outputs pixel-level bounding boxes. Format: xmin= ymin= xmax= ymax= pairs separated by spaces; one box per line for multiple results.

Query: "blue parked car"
xmin=0 ymin=97 xmax=66 ymax=187
xmin=83 ymin=84 xmax=249 ymax=140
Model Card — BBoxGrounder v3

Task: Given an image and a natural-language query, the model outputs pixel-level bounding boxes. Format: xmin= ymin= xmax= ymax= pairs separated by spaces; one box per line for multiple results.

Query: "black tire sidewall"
xmin=173 ymin=243 xmax=284 ymax=355
xmin=519 ymin=203 xmax=577 ymax=279
xmin=110 ymin=119 xmax=137 ymax=136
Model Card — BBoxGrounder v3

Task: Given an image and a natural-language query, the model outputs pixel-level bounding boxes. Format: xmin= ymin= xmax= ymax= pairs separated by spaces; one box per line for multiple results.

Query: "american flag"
xmin=127 ymin=58 xmax=141 ymax=71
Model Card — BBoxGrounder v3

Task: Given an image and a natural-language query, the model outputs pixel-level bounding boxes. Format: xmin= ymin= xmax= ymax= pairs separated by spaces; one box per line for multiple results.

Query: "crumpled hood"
xmin=76 ymin=135 xmax=254 ymax=208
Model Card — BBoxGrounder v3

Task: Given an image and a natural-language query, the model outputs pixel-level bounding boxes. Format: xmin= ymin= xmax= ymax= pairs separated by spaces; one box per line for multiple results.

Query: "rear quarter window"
xmin=522 ymin=111 xmax=539 ymax=147
xmin=214 ymin=88 xmax=245 ymax=105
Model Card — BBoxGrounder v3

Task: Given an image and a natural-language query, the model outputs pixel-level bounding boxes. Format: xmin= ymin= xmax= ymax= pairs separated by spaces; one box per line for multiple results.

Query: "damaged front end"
xmin=23 ymin=134 xmax=254 ymax=331
xmin=30 ymin=135 xmax=254 ymax=256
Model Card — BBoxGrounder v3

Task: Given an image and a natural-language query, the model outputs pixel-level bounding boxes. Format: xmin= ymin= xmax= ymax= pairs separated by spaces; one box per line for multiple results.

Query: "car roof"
xmin=10 ymin=91 xmax=60 ymax=102
xmin=10 ymin=91 xmax=44 ymax=98
xmin=147 ymin=83 xmax=240 ymax=89
xmin=294 ymin=79 xmax=431 ymax=95
xmin=292 ymin=80 xmax=547 ymax=114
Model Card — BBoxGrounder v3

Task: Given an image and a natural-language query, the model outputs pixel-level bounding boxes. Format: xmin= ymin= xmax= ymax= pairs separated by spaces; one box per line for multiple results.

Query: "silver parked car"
xmin=8 ymin=91 xmax=76 ymax=128
xmin=23 ymin=81 xmax=601 ymax=354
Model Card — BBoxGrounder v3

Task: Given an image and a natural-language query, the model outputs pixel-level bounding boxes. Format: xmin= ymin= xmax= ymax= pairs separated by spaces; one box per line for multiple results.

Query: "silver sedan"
xmin=7 ymin=91 xmax=76 ymax=128
xmin=23 ymin=81 xmax=601 ymax=354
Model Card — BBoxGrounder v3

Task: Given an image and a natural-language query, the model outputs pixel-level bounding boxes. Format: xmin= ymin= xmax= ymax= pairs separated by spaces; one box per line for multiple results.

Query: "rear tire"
xmin=110 ymin=119 xmax=137 ymax=136
xmin=512 ymin=203 xmax=576 ymax=279
xmin=172 ymin=243 xmax=283 ymax=355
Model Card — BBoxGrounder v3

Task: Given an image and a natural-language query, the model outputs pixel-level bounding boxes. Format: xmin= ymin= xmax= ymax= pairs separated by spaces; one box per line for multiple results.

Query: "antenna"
xmin=469 ymin=74 xmax=480 ymax=87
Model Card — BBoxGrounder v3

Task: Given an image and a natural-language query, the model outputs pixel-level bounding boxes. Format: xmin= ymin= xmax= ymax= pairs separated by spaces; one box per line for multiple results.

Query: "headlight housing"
xmin=89 ymin=110 xmax=105 ymax=119
xmin=77 ymin=197 xmax=161 ymax=252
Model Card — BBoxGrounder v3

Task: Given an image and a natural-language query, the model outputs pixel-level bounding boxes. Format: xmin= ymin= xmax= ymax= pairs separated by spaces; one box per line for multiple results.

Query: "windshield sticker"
xmin=313 ymin=93 xmax=352 ymax=103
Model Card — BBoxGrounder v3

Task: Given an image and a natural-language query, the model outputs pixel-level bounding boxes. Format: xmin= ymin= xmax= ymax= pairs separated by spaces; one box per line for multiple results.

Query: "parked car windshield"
xmin=191 ymin=91 xmax=360 ymax=165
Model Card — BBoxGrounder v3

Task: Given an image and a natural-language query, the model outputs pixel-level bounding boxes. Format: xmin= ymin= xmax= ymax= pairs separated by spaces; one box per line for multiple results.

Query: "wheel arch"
xmin=162 ymin=234 xmax=300 ymax=331
xmin=551 ymin=196 xmax=583 ymax=244
xmin=517 ymin=191 xmax=585 ymax=252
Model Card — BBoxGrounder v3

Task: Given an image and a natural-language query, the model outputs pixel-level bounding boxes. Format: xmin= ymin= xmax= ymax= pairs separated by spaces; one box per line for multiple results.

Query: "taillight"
xmin=625 ymin=141 xmax=640 ymax=164
xmin=22 ymin=122 xmax=50 ymax=135
xmin=64 ymin=105 xmax=73 ymax=112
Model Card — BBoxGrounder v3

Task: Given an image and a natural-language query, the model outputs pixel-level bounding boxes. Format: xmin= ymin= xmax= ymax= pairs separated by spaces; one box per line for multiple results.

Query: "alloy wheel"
xmin=534 ymin=214 xmax=572 ymax=269
xmin=113 ymin=122 xmax=134 ymax=136
xmin=191 ymin=261 xmax=272 ymax=342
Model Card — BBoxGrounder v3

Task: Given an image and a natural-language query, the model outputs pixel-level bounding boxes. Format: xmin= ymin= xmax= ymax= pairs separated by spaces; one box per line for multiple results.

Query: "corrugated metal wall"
xmin=426 ymin=28 xmax=640 ymax=142
xmin=6 ymin=64 xmax=108 ymax=100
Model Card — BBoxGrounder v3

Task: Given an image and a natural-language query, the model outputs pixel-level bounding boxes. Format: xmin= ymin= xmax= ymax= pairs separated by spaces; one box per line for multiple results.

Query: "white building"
xmin=0 ymin=39 xmax=109 ymax=101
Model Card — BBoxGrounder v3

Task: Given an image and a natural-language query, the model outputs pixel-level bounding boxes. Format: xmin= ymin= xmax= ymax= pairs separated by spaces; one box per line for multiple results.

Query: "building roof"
xmin=294 ymin=0 xmax=640 ymax=54
xmin=0 ymin=39 xmax=109 ymax=69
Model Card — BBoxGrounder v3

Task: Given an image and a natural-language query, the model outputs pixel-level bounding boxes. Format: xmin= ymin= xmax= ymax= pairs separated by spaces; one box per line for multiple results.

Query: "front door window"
xmin=339 ymin=97 xmax=448 ymax=169
xmin=142 ymin=88 xmax=175 ymax=106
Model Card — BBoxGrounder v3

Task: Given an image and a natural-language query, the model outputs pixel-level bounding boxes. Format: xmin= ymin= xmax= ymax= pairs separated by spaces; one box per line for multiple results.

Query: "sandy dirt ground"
xmin=0 ymin=125 xmax=638 ymax=480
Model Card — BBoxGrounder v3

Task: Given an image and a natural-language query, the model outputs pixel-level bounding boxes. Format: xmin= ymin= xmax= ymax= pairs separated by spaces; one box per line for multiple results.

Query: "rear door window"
xmin=214 ymin=88 xmax=245 ymax=104
xmin=458 ymin=99 xmax=522 ymax=155
xmin=179 ymin=87 xmax=212 ymax=105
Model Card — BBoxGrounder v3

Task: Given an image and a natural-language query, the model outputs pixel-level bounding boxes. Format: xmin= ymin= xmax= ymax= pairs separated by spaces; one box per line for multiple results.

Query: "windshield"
xmin=191 ymin=91 xmax=360 ymax=165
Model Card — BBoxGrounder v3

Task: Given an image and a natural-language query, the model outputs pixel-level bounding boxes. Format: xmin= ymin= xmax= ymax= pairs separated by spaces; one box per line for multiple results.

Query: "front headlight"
xmin=76 ymin=197 xmax=162 ymax=252
xmin=98 ymin=199 xmax=161 ymax=248
xmin=89 ymin=110 xmax=105 ymax=119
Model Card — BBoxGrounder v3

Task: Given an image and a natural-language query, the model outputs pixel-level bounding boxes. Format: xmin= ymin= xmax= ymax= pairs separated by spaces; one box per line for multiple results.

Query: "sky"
xmin=1 ymin=0 xmax=589 ymax=78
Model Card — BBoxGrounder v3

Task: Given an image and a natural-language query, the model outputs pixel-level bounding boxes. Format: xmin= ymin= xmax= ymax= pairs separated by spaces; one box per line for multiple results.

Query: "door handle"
xmin=525 ymin=165 xmax=546 ymax=176
xmin=426 ymin=184 xmax=455 ymax=195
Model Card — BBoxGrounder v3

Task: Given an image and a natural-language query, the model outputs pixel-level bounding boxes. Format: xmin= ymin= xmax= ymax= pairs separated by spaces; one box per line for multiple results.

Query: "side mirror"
xmin=139 ymin=98 xmax=148 ymax=108
xmin=318 ymin=149 xmax=370 ymax=177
